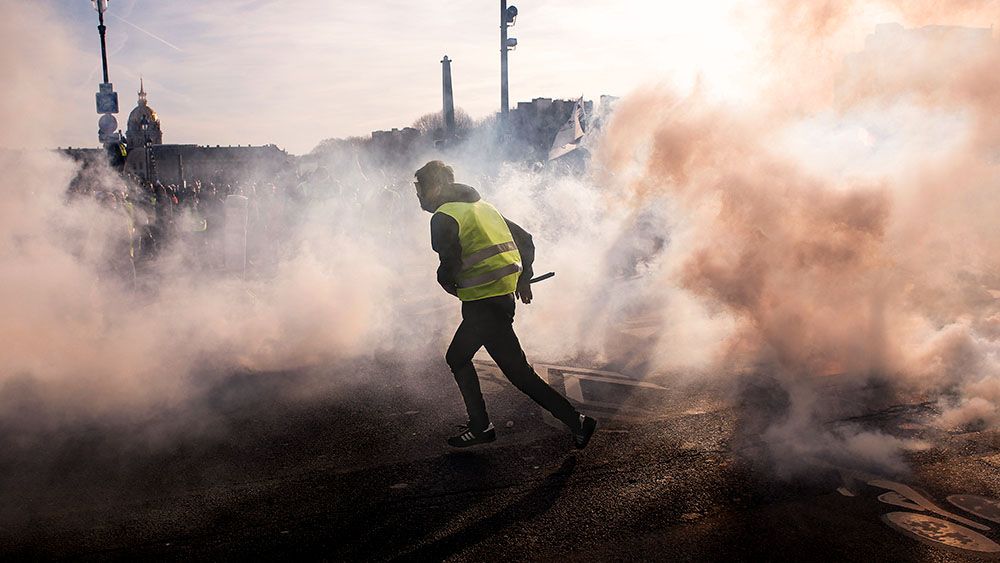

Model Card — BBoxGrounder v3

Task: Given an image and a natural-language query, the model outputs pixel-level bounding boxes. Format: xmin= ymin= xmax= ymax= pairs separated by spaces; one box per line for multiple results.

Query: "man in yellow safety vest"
xmin=414 ymin=160 xmax=597 ymax=449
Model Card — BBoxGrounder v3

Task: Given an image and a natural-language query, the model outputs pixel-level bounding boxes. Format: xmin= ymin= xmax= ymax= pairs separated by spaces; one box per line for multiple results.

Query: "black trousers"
xmin=446 ymin=293 xmax=579 ymax=433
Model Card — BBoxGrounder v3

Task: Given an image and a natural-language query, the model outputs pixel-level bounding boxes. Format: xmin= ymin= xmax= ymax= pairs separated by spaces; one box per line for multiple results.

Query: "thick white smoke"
xmin=0 ymin=3 xmax=450 ymax=433
xmin=3 ymin=0 xmax=999 ymax=480
xmin=583 ymin=1 xmax=1000 ymax=472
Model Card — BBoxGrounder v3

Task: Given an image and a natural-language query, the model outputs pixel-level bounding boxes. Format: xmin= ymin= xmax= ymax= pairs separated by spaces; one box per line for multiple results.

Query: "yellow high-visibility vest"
xmin=435 ymin=200 xmax=522 ymax=301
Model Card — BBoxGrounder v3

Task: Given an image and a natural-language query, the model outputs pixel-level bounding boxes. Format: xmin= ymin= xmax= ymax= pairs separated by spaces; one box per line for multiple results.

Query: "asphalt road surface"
xmin=2 ymin=353 xmax=1000 ymax=561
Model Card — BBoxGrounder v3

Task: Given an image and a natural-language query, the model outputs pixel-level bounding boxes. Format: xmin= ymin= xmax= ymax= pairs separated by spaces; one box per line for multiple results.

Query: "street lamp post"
xmin=500 ymin=1 xmax=518 ymax=121
xmin=92 ymin=0 xmax=121 ymax=146
xmin=96 ymin=0 xmax=110 ymax=83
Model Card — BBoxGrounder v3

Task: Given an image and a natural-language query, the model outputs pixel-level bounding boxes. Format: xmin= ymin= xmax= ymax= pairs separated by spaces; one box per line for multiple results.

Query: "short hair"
xmin=414 ymin=160 xmax=454 ymax=191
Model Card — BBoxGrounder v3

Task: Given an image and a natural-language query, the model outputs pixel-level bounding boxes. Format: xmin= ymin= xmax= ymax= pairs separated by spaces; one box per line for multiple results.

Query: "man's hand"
xmin=515 ymin=280 xmax=533 ymax=304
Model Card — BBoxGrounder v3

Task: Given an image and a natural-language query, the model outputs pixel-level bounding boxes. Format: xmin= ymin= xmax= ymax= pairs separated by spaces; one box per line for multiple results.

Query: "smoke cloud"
xmin=0 ymin=2 xmax=450 ymax=445
xmin=590 ymin=0 xmax=1000 ymax=471
xmin=2 ymin=0 xmax=999 ymax=481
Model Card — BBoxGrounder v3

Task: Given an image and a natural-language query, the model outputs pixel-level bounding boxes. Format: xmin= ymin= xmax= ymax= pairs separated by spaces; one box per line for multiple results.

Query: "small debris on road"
xmin=680 ymin=512 xmax=703 ymax=522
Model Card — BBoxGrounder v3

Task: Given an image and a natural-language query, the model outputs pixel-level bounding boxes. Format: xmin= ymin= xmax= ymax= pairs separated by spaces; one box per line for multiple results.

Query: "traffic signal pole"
xmin=500 ymin=0 xmax=509 ymax=119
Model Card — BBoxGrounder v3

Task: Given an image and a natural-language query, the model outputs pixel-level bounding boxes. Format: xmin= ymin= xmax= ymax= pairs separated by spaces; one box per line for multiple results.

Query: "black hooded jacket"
xmin=430 ymin=183 xmax=535 ymax=296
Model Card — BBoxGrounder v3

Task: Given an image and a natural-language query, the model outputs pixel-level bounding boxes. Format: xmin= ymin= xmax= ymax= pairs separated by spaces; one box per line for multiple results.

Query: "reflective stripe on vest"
xmin=435 ymin=200 xmax=523 ymax=301
xmin=461 ymin=240 xmax=518 ymax=270
xmin=457 ymin=261 xmax=522 ymax=288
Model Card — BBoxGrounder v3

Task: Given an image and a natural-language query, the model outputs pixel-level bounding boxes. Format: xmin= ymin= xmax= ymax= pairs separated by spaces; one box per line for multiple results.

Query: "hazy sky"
xmin=41 ymin=0 xmax=777 ymax=154
xmin=34 ymin=1 xmax=997 ymax=155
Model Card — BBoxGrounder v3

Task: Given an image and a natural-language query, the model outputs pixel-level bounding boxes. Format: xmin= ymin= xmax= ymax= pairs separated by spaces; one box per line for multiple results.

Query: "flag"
xmin=548 ymin=97 xmax=585 ymax=161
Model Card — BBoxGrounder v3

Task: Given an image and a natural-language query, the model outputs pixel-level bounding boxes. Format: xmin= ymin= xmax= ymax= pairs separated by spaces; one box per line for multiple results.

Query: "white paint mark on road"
xmin=537 ymin=363 xmax=667 ymax=411
xmin=473 ymin=358 xmax=669 ymax=430
xmin=868 ymin=480 xmax=990 ymax=531
xmin=878 ymin=492 xmax=924 ymax=511
xmin=882 ymin=512 xmax=1000 ymax=553
xmin=948 ymin=495 xmax=1000 ymax=524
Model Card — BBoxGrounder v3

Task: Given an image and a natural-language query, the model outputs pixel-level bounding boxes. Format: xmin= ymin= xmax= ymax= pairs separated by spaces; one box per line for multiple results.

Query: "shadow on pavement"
xmin=397 ymin=455 xmax=578 ymax=561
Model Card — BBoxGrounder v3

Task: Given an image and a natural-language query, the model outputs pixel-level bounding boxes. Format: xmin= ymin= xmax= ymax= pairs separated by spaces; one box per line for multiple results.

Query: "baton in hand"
xmin=528 ymin=272 xmax=555 ymax=284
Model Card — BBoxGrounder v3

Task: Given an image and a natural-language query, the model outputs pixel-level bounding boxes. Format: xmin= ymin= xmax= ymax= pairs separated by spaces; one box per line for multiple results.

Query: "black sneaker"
xmin=574 ymin=414 xmax=597 ymax=449
xmin=447 ymin=423 xmax=497 ymax=448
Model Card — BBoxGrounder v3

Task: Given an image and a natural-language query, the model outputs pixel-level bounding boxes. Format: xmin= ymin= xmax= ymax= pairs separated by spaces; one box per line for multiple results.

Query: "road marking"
xmin=878 ymin=492 xmax=924 ymax=511
xmin=868 ymin=479 xmax=990 ymax=531
xmin=471 ymin=359 xmax=669 ymax=429
xmin=473 ymin=360 xmax=667 ymax=402
xmin=948 ymin=495 xmax=1000 ymax=524
xmin=882 ymin=512 xmax=1000 ymax=553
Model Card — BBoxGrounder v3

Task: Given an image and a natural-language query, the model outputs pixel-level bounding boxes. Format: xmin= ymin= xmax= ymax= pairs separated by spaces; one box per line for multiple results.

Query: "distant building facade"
xmin=135 ymin=144 xmax=292 ymax=186
xmin=371 ymin=127 xmax=421 ymax=153
xmin=66 ymin=77 xmax=622 ymax=183
xmin=87 ymin=79 xmax=295 ymax=185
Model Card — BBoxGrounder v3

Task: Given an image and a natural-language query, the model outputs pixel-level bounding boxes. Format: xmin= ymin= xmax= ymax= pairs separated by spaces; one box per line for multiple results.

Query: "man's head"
xmin=414 ymin=160 xmax=454 ymax=213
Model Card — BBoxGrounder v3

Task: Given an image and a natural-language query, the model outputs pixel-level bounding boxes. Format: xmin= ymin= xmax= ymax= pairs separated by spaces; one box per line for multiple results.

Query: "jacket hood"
xmin=436 ymin=182 xmax=481 ymax=206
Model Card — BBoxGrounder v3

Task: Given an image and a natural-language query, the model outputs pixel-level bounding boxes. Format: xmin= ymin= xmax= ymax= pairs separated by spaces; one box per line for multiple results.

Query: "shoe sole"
xmin=447 ymin=432 xmax=497 ymax=448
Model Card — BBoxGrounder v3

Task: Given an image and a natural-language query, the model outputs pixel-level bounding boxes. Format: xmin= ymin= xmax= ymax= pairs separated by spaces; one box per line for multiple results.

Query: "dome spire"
xmin=126 ymin=74 xmax=162 ymax=150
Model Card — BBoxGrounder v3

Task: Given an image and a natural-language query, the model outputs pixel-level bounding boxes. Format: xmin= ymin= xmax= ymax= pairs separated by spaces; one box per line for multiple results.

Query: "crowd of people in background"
xmin=64 ymin=158 xmax=420 ymax=289
xmin=69 ymin=167 xmax=293 ymax=286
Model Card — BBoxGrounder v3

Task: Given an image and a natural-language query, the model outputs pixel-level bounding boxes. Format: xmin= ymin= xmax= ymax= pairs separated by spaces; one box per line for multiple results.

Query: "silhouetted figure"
xmin=413 ymin=160 xmax=597 ymax=449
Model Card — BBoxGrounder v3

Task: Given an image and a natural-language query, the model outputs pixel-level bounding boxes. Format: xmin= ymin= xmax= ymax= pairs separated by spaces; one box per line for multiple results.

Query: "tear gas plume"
xmin=0 ymin=3 xmax=446 ymax=440
xmin=2 ymin=0 xmax=999 ymax=481
xmin=592 ymin=0 xmax=1000 ymax=472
